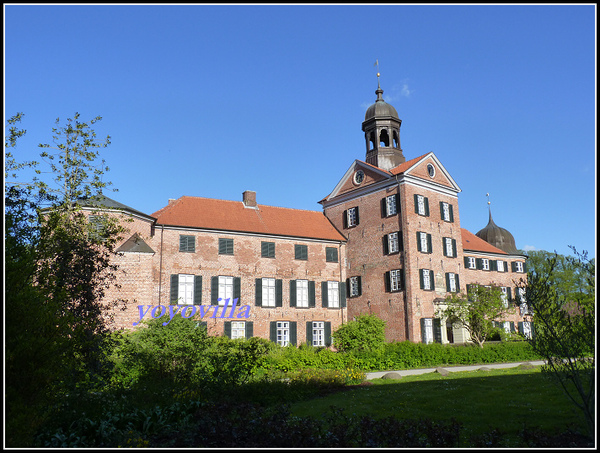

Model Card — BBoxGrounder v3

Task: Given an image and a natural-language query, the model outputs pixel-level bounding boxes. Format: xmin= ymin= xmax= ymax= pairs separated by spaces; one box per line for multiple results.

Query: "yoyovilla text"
xmin=133 ymin=298 xmax=251 ymax=326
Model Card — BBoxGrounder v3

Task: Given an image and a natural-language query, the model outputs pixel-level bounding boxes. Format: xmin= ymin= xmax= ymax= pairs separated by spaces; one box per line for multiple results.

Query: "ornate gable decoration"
xmin=393 ymin=152 xmax=461 ymax=195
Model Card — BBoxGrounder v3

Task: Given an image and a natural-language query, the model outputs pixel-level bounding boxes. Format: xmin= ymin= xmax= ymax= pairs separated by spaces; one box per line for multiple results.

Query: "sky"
xmin=4 ymin=4 xmax=596 ymax=258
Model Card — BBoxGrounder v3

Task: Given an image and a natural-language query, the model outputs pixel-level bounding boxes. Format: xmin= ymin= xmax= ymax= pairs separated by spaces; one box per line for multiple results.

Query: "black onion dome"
xmin=364 ymin=86 xmax=399 ymax=121
xmin=476 ymin=210 xmax=518 ymax=254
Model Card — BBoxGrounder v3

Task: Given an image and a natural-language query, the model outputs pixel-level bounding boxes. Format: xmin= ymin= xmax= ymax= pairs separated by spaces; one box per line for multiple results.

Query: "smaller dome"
xmin=476 ymin=210 xmax=518 ymax=254
xmin=364 ymin=87 xmax=399 ymax=121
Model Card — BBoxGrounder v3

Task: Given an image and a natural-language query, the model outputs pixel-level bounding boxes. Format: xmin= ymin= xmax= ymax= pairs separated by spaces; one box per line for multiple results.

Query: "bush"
xmin=332 ymin=314 xmax=386 ymax=354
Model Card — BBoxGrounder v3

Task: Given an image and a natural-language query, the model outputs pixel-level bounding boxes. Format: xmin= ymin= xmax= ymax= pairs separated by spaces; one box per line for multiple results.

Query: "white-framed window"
xmin=231 ymin=321 xmax=246 ymax=339
xmin=522 ymin=321 xmax=533 ymax=339
xmin=262 ymin=277 xmax=276 ymax=307
xmin=178 ymin=274 xmax=195 ymax=305
xmin=500 ymin=286 xmax=509 ymax=307
xmin=277 ymin=321 xmax=290 ymax=346
xmin=503 ymin=321 xmax=511 ymax=334
xmin=447 ymin=272 xmax=457 ymax=293
xmin=388 ymin=232 xmax=400 ymax=254
xmin=497 ymin=260 xmax=505 ymax=272
xmin=386 ymin=195 xmax=398 ymax=216
xmin=296 ymin=279 xmax=309 ymax=308
xmin=419 ymin=232 xmax=430 ymax=253
xmin=347 ymin=207 xmax=358 ymax=227
xmin=482 ymin=258 xmax=490 ymax=271
xmin=390 ymin=269 xmax=402 ymax=292
xmin=218 ymin=276 xmax=233 ymax=306
xmin=349 ymin=276 xmax=361 ymax=297
xmin=517 ymin=287 xmax=526 ymax=303
xmin=422 ymin=318 xmax=434 ymax=344
xmin=327 ymin=281 xmax=340 ymax=308
xmin=441 ymin=202 xmax=452 ymax=222
xmin=444 ymin=237 xmax=455 ymax=257
xmin=312 ymin=321 xmax=325 ymax=347
xmin=467 ymin=257 xmax=477 ymax=269
xmin=416 ymin=195 xmax=426 ymax=216
xmin=514 ymin=261 xmax=524 ymax=273
xmin=421 ymin=269 xmax=432 ymax=290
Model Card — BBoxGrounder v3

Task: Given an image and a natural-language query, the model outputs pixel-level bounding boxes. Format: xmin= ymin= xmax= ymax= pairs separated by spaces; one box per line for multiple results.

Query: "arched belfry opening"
xmin=362 ymin=81 xmax=405 ymax=171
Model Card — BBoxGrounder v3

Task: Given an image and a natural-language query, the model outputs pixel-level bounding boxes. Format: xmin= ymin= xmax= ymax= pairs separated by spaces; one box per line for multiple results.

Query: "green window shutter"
xmin=224 ymin=321 xmax=232 ymax=338
xmin=234 ymin=277 xmax=241 ymax=302
xmin=355 ymin=206 xmax=360 ymax=225
xmin=211 ymin=276 xmax=219 ymax=305
xmin=194 ymin=276 xmax=202 ymax=304
xmin=342 ymin=210 xmax=348 ymax=229
xmin=261 ymin=241 xmax=275 ymax=258
xmin=455 ymin=275 xmax=460 ymax=292
xmin=476 ymin=258 xmax=483 ymax=270
xmin=321 ymin=281 xmax=328 ymax=308
xmin=357 ymin=276 xmax=362 ymax=296
xmin=518 ymin=322 xmax=524 ymax=335
xmin=381 ymin=197 xmax=387 ymax=217
xmin=464 ymin=256 xmax=470 ymax=267
xmin=427 ymin=234 xmax=432 ymax=254
xmin=384 ymin=271 xmax=391 ymax=292
xmin=416 ymin=232 xmax=422 ymax=252
xmin=523 ymin=262 xmax=528 ymax=272
xmin=507 ymin=287 xmax=512 ymax=301
xmin=246 ymin=321 xmax=253 ymax=338
xmin=414 ymin=194 xmax=419 ymax=214
xmin=218 ymin=238 xmax=226 ymax=255
xmin=509 ymin=322 xmax=515 ymax=333
xmin=445 ymin=273 xmax=450 ymax=292
xmin=289 ymin=322 xmax=297 ymax=346
xmin=420 ymin=318 xmax=427 ymax=343
xmin=255 ymin=278 xmax=262 ymax=306
xmin=324 ymin=322 xmax=332 ymax=347
xmin=511 ymin=261 xmax=517 ymax=272
xmin=439 ymin=201 xmax=444 ymax=219
xmin=289 ymin=280 xmax=297 ymax=307
xmin=276 ymin=279 xmax=283 ymax=307
xmin=170 ymin=274 xmax=179 ymax=304
xmin=419 ymin=269 xmax=424 ymax=290
xmin=306 ymin=322 xmax=313 ymax=346
xmin=326 ymin=247 xmax=338 ymax=263
xmin=383 ymin=235 xmax=389 ymax=255
xmin=449 ymin=204 xmax=454 ymax=222
xmin=452 ymin=239 xmax=457 ymax=258
xmin=270 ymin=322 xmax=277 ymax=343
xmin=308 ymin=281 xmax=315 ymax=307
xmin=490 ymin=260 xmax=497 ymax=271
xmin=339 ymin=282 xmax=346 ymax=308
xmin=424 ymin=197 xmax=430 ymax=216
xmin=433 ymin=318 xmax=442 ymax=343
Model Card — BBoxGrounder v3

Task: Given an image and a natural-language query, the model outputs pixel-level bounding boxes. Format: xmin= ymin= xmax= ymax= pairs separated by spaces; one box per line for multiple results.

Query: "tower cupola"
xmin=362 ymin=78 xmax=405 ymax=170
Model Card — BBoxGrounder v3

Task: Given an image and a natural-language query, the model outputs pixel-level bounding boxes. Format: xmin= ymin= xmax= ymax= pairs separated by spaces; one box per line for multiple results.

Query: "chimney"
xmin=242 ymin=190 xmax=257 ymax=208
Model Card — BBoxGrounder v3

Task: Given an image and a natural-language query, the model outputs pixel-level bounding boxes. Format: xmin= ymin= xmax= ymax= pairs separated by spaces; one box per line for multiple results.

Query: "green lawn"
xmin=290 ymin=367 xmax=587 ymax=444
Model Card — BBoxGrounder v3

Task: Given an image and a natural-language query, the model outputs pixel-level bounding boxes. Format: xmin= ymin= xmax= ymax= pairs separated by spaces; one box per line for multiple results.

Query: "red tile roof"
xmin=461 ymin=228 xmax=507 ymax=255
xmin=389 ymin=153 xmax=430 ymax=175
xmin=152 ymin=196 xmax=347 ymax=242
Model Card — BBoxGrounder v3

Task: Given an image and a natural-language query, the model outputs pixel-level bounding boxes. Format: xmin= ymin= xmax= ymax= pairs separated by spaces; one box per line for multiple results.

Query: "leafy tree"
xmin=332 ymin=314 xmax=386 ymax=353
xmin=519 ymin=247 xmax=595 ymax=439
xmin=438 ymin=285 xmax=508 ymax=348
xmin=5 ymin=112 xmax=124 ymax=445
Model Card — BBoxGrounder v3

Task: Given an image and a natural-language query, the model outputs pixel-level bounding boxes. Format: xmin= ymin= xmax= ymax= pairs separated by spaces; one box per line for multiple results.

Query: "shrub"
xmin=332 ymin=314 xmax=386 ymax=354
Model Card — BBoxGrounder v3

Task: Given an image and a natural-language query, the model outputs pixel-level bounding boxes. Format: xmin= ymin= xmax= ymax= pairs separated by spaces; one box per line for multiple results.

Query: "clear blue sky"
xmin=4 ymin=4 xmax=596 ymax=258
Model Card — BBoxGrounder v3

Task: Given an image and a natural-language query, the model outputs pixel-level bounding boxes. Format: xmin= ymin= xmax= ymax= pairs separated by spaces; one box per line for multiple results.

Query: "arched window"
xmin=379 ymin=129 xmax=390 ymax=147
xmin=393 ymin=130 xmax=399 ymax=148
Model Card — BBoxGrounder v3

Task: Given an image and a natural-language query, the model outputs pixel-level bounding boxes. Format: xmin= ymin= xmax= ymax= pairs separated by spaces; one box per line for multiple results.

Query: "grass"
xmin=290 ymin=366 xmax=588 ymax=445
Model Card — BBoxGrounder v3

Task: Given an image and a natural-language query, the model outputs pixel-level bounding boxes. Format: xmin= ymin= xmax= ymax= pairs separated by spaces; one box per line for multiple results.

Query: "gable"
xmin=391 ymin=152 xmax=461 ymax=193
xmin=321 ymin=160 xmax=392 ymax=203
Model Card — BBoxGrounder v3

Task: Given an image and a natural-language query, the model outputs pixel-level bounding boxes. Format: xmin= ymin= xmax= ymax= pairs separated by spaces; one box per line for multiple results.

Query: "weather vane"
xmin=374 ymin=59 xmax=380 ymax=86
xmin=486 ymin=193 xmax=490 ymax=206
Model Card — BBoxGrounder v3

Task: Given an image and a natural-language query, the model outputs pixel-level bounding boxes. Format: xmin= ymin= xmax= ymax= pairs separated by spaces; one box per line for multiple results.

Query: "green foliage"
xmin=522 ymin=247 xmax=595 ymax=439
xmin=332 ymin=314 xmax=386 ymax=353
xmin=438 ymin=285 xmax=509 ymax=348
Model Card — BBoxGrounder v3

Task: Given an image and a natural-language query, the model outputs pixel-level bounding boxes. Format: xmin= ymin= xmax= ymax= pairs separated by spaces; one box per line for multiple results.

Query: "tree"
xmin=5 ymin=112 xmax=124 ymax=445
xmin=332 ymin=314 xmax=386 ymax=353
xmin=519 ymin=247 xmax=595 ymax=440
xmin=438 ymin=285 xmax=508 ymax=348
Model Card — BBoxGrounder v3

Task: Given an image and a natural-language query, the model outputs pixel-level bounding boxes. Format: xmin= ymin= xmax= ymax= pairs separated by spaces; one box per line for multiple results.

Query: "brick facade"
xmin=86 ymin=84 xmax=528 ymax=346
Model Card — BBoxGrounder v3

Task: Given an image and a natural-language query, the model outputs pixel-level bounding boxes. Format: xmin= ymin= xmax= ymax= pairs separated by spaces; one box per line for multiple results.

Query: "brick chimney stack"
xmin=242 ymin=190 xmax=257 ymax=208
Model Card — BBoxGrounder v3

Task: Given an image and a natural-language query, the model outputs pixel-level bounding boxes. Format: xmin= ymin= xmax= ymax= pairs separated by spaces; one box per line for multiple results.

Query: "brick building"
xmin=88 ymin=81 xmax=529 ymax=345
